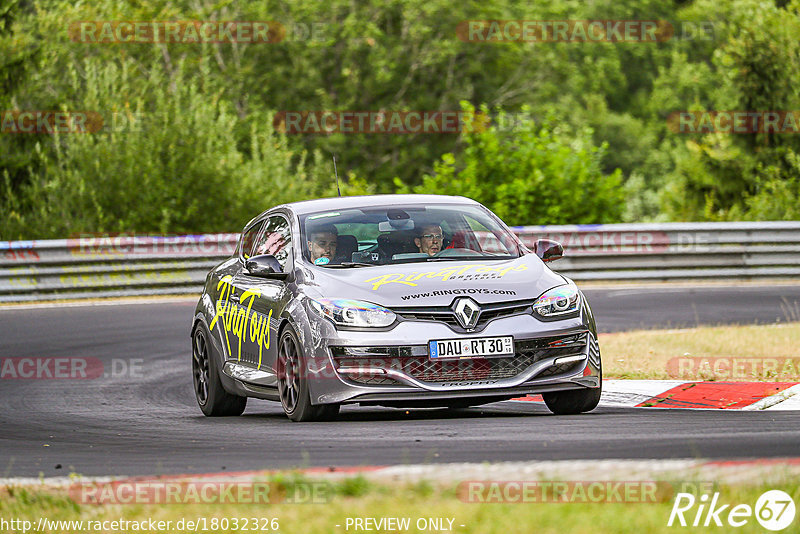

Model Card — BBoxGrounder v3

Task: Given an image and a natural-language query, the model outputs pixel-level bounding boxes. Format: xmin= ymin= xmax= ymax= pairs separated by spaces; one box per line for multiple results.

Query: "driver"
xmin=414 ymin=224 xmax=443 ymax=256
xmin=308 ymin=224 xmax=338 ymax=265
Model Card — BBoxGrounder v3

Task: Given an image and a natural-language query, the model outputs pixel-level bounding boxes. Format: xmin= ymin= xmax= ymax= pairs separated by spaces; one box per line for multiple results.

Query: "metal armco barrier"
xmin=0 ymin=234 xmax=238 ymax=302
xmin=513 ymin=221 xmax=800 ymax=281
xmin=1 ymin=222 xmax=799 ymax=302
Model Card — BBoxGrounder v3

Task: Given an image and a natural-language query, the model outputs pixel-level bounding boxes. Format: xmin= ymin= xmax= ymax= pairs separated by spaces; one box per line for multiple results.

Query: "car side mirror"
xmin=245 ymin=254 xmax=288 ymax=279
xmin=534 ymin=239 xmax=564 ymax=262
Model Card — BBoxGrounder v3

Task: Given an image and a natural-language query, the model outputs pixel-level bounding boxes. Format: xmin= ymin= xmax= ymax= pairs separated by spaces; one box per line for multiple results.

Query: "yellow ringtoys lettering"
xmin=210 ymin=276 xmax=272 ymax=364
xmin=365 ymin=263 xmax=528 ymax=290
xmin=365 ymin=273 xmax=417 ymax=290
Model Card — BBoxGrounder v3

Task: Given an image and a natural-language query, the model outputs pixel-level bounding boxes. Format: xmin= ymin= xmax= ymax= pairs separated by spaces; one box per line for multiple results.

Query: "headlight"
xmin=532 ymin=285 xmax=581 ymax=321
xmin=309 ymin=298 xmax=396 ymax=328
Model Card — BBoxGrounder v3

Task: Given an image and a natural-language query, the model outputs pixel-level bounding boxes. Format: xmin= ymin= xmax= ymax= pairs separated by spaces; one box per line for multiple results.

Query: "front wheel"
xmin=543 ymin=341 xmax=603 ymax=415
xmin=542 ymin=384 xmax=601 ymax=415
xmin=192 ymin=326 xmax=247 ymax=416
xmin=277 ymin=327 xmax=339 ymax=422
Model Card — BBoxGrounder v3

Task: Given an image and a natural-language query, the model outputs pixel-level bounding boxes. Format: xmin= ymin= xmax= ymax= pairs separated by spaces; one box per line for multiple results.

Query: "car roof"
xmin=276 ymin=194 xmax=480 ymax=216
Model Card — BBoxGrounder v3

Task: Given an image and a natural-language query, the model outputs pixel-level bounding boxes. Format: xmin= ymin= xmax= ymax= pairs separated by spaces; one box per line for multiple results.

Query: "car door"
xmin=209 ymin=217 xmax=265 ymax=364
xmin=231 ymin=214 xmax=293 ymax=371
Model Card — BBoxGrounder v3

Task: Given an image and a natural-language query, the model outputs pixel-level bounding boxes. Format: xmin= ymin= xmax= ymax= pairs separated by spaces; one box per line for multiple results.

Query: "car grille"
xmin=331 ymin=333 xmax=588 ymax=386
xmin=391 ymin=300 xmax=534 ymax=332
xmin=529 ymin=333 xmax=599 ymax=378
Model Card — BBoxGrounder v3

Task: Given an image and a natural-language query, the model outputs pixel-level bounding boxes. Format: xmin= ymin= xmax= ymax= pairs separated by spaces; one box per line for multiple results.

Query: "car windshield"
xmin=300 ymin=203 xmax=523 ymax=267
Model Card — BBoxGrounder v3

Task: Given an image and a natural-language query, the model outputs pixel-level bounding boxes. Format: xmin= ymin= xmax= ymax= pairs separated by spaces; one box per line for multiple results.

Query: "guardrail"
xmin=513 ymin=221 xmax=800 ymax=281
xmin=0 ymin=234 xmax=238 ymax=302
xmin=1 ymin=222 xmax=799 ymax=302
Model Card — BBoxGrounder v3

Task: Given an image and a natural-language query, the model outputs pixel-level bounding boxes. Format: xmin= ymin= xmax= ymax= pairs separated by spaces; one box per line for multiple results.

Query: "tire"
xmin=542 ymin=384 xmax=601 ymax=415
xmin=543 ymin=345 xmax=603 ymax=415
xmin=277 ymin=326 xmax=340 ymax=422
xmin=192 ymin=325 xmax=247 ymax=417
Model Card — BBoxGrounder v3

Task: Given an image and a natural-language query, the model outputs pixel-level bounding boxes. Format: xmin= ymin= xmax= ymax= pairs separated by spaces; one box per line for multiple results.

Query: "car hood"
xmin=304 ymin=254 xmax=565 ymax=307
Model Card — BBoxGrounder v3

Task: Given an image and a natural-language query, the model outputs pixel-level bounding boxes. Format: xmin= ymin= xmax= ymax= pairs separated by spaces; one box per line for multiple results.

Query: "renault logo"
xmin=453 ymin=297 xmax=481 ymax=329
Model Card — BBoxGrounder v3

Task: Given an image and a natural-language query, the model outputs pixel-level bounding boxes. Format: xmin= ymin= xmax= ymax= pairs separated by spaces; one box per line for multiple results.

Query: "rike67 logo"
xmin=668 ymin=490 xmax=796 ymax=531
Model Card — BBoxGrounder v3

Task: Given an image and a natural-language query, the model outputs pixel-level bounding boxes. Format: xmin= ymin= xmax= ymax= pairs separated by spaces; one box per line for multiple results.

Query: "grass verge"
xmin=600 ymin=322 xmax=800 ymax=380
xmin=1 ymin=475 xmax=799 ymax=534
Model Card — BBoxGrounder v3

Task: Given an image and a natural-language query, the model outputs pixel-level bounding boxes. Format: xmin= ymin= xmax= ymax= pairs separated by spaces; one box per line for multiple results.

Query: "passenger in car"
xmin=414 ymin=224 xmax=444 ymax=256
xmin=308 ymin=224 xmax=338 ymax=264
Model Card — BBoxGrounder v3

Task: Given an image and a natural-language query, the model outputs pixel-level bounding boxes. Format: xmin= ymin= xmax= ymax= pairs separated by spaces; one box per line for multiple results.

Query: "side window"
xmin=464 ymin=216 xmax=512 ymax=254
xmin=252 ymin=216 xmax=292 ymax=269
xmin=240 ymin=220 xmax=265 ymax=259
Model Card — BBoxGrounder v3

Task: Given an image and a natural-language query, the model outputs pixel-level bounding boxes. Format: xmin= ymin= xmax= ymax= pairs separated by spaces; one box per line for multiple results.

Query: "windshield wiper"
xmin=323 ymin=262 xmax=376 ymax=268
xmin=424 ymin=255 xmax=515 ymax=262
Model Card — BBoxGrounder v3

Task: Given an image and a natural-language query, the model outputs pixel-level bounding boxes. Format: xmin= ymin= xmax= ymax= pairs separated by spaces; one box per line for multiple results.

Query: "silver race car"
xmin=191 ymin=195 xmax=602 ymax=421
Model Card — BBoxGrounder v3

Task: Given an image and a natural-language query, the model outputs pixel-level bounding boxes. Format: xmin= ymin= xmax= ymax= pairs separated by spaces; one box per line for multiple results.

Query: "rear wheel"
xmin=277 ymin=327 xmax=339 ymax=422
xmin=192 ymin=326 xmax=247 ymax=416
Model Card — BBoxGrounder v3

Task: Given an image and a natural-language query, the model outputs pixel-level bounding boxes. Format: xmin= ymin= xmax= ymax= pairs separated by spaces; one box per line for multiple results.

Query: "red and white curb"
xmin=513 ymin=380 xmax=800 ymax=410
xmin=4 ymin=458 xmax=800 ymax=488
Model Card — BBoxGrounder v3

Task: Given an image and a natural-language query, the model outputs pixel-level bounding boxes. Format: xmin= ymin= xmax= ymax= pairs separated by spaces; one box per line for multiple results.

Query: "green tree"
xmin=397 ymin=103 xmax=624 ymax=225
xmin=0 ymin=56 xmax=371 ymax=239
xmin=656 ymin=0 xmax=800 ymax=220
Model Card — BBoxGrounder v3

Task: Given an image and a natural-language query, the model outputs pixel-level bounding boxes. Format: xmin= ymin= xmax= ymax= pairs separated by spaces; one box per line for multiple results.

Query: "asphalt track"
xmin=1 ymin=284 xmax=799 ymax=477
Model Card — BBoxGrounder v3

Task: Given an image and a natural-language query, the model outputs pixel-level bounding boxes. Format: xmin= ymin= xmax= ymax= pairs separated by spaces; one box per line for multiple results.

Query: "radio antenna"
xmin=333 ymin=154 xmax=341 ymax=197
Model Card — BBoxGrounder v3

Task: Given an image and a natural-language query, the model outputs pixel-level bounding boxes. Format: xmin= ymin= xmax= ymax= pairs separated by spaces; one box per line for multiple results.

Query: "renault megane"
xmin=191 ymin=195 xmax=602 ymax=421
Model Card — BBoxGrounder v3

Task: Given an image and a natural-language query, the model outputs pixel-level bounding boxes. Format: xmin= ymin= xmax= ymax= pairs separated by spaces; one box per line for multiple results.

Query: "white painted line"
xmin=511 ymin=380 xmax=800 ymax=410
xmin=765 ymin=394 xmax=800 ymax=410
xmin=5 ymin=458 xmax=800 ymax=487
xmin=0 ymin=296 xmax=197 ymax=311
xmin=600 ymin=380 xmax=689 ymax=407
xmin=510 ymin=380 xmax=689 ymax=408
xmin=579 ymin=280 xmax=800 ymax=290
xmin=745 ymin=383 xmax=800 ymax=411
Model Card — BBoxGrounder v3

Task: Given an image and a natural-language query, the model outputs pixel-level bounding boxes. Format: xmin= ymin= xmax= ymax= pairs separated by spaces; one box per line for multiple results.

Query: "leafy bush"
xmin=3 ymin=0 xmax=800 ymax=239
xmin=397 ymin=103 xmax=624 ymax=225
xmin=654 ymin=0 xmax=800 ymax=221
xmin=0 ymin=56 xmax=371 ymax=239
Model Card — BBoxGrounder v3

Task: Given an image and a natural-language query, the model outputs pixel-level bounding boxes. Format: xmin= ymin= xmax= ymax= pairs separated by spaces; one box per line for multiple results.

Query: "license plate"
xmin=429 ymin=336 xmax=514 ymax=359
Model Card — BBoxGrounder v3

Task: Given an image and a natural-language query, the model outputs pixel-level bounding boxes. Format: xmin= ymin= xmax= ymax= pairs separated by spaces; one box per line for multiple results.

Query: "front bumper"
xmin=303 ymin=311 xmax=601 ymax=405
